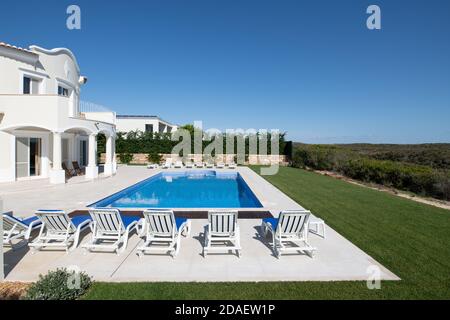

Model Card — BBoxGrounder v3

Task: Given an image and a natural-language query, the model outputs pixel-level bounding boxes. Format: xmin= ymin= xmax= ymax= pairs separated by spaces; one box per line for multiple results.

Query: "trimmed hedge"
xmin=292 ymin=145 xmax=450 ymax=200
xmin=101 ymin=130 xmax=288 ymax=156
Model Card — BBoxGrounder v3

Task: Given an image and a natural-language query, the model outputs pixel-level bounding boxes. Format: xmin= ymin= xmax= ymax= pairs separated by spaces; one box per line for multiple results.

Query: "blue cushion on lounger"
xmin=6 ymin=214 xmax=41 ymax=227
xmin=21 ymin=216 xmax=40 ymax=226
xmin=121 ymin=215 xmax=141 ymax=228
xmin=71 ymin=215 xmax=91 ymax=227
xmin=175 ymin=217 xmax=187 ymax=230
xmin=262 ymin=217 xmax=279 ymax=231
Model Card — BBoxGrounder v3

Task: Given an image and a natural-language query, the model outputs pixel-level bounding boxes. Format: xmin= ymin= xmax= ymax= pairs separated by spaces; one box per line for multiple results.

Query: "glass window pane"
xmin=16 ymin=137 xmax=29 ymax=178
xmin=29 ymin=138 xmax=41 ymax=176
xmin=23 ymin=77 xmax=31 ymax=94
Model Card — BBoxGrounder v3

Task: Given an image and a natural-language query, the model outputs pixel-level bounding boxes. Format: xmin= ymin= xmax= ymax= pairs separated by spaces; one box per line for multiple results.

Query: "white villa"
xmin=0 ymin=42 xmax=117 ymax=184
xmin=116 ymin=115 xmax=178 ymax=134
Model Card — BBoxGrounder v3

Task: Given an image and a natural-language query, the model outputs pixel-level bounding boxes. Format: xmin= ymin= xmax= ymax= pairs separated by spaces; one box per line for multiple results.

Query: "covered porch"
xmin=0 ymin=122 xmax=117 ymax=184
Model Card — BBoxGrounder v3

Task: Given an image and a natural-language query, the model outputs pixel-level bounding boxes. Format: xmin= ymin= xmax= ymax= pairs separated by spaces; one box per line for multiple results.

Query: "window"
xmin=23 ymin=76 xmax=40 ymax=94
xmin=145 ymin=124 xmax=154 ymax=134
xmin=23 ymin=77 xmax=31 ymax=94
xmin=58 ymin=85 xmax=69 ymax=97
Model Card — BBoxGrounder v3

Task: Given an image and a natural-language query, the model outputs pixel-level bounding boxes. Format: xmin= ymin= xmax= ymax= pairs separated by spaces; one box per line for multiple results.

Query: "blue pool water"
xmin=90 ymin=171 xmax=263 ymax=208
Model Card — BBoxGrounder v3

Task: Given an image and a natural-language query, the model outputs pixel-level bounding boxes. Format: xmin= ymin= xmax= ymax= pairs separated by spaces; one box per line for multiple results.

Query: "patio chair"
xmin=205 ymin=161 xmax=214 ymax=168
xmin=147 ymin=163 xmax=158 ymax=169
xmin=174 ymin=160 xmax=183 ymax=168
xmin=28 ymin=210 xmax=91 ymax=253
xmin=72 ymin=161 xmax=84 ymax=175
xmin=2 ymin=212 xmax=42 ymax=249
xmin=136 ymin=209 xmax=191 ymax=257
xmin=162 ymin=158 xmax=173 ymax=169
xmin=82 ymin=208 xmax=141 ymax=254
xmin=261 ymin=210 xmax=316 ymax=258
xmin=185 ymin=160 xmax=194 ymax=168
xmin=227 ymin=162 xmax=237 ymax=169
xmin=216 ymin=162 xmax=225 ymax=169
xmin=62 ymin=162 xmax=76 ymax=178
xmin=194 ymin=162 xmax=204 ymax=168
xmin=203 ymin=210 xmax=241 ymax=257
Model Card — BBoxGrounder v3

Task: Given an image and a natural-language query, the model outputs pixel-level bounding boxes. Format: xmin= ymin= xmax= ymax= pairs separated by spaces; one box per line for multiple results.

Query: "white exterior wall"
xmin=83 ymin=112 xmax=116 ymax=125
xmin=0 ymin=132 xmax=15 ymax=182
xmin=0 ymin=44 xmax=116 ymax=183
xmin=116 ymin=117 xmax=178 ymax=134
xmin=0 ymin=47 xmax=43 ymax=93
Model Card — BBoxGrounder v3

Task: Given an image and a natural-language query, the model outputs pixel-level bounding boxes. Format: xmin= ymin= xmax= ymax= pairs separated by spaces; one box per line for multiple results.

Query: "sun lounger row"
xmin=148 ymin=159 xmax=236 ymax=169
xmin=2 ymin=209 xmax=321 ymax=258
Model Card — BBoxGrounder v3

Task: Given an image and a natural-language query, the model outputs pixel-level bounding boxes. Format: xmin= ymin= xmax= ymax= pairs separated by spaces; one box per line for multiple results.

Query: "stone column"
xmin=49 ymin=132 xmax=65 ymax=184
xmin=104 ymin=134 xmax=113 ymax=176
xmin=112 ymin=135 xmax=117 ymax=174
xmin=85 ymin=133 xmax=98 ymax=180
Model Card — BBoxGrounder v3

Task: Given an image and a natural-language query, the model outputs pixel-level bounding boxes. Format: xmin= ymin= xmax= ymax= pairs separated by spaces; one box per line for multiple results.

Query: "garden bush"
xmin=147 ymin=152 xmax=163 ymax=164
xmin=292 ymin=145 xmax=353 ymax=171
xmin=292 ymin=144 xmax=450 ymax=200
xmin=118 ymin=153 xmax=133 ymax=164
xmin=24 ymin=268 xmax=92 ymax=300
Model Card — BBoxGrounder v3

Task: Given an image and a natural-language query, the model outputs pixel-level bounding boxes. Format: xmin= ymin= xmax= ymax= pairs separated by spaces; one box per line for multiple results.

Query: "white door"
xmin=15 ymin=137 xmax=41 ymax=178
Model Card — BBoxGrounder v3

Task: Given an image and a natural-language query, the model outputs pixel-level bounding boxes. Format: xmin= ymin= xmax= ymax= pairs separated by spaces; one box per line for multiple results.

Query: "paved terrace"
xmin=1 ymin=166 xmax=399 ymax=282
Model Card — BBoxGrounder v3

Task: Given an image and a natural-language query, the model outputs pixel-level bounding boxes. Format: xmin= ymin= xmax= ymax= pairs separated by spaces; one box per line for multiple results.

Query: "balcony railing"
xmin=79 ymin=100 xmax=112 ymax=113
xmin=78 ymin=100 xmax=116 ymax=124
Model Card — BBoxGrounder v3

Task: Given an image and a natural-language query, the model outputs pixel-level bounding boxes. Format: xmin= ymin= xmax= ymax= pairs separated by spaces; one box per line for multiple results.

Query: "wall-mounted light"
xmin=78 ymin=76 xmax=88 ymax=85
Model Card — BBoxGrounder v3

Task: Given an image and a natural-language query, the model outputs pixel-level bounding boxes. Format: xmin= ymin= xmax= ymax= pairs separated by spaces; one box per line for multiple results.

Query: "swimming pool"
xmin=90 ymin=170 xmax=263 ymax=208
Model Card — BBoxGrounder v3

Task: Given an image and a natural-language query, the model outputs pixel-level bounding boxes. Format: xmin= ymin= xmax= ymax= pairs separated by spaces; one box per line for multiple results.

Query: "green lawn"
xmin=83 ymin=166 xmax=450 ymax=299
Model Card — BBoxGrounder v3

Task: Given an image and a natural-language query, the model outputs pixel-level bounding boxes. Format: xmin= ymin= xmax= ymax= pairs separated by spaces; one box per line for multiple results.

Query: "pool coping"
xmin=83 ymin=167 xmax=302 ymax=216
xmin=87 ymin=169 xmax=264 ymax=210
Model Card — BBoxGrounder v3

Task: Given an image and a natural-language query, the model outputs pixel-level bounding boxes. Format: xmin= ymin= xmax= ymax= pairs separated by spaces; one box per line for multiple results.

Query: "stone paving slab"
xmin=1 ymin=166 xmax=400 ymax=282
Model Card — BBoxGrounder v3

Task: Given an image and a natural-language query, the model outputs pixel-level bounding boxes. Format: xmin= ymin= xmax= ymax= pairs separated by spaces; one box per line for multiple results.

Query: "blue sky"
xmin=1 ymin=0 xmax=449 ymax=143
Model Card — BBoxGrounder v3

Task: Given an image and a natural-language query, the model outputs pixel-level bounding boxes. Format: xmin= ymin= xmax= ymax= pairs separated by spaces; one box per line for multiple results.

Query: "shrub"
xmin=118 ymin=153 xmax=133 ymax=164
xmin=292 ymin=145 xmax=354 ymax=171
xmin=147 ymin=152 xmax=163 ymax=164
xmin=292 ymin=144 xmax=450 ymax=200
xmin=24 ymin=268 xmax=92 ymax=300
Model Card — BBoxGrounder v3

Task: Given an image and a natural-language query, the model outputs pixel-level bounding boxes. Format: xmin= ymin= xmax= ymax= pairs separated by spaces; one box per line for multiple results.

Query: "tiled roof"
xmin=0 ymin=42 xmax=36 ymax=54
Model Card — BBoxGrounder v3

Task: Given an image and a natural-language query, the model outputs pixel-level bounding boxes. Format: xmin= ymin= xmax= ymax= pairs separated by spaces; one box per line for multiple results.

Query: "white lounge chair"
xmin=29 ymin=210 xmax=91 ymax=253
xmin=136 ymin=209 xmax=191 ymax=257
xmin=185 ymin=160 xmax=194 ymax=168
xmin=83 ymin=208 xmax=141 ymax=254
xmin=194 ymin=162 xmax=204 ymax=168
xmin=205 ymin=161 xmax=214 ymax=168
xmin=261 ymin=210 xmax=316 ymax=258
xmin=203 ymin=210 xmax=241 ymax=257
xmin=162 ymin=159 xmax=173 ymax=169
xmin=227 ymin=162 xmax=237 ymax=169
xmin=147 ymin=163 xmax=158 ymax=169
xmin=174 ymin=160 xmax=183 ymax=168
xmin=216 ymin=162 xmax=225 ymax=169
xmin=2 ymin=213 xmax=42 ymax=249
